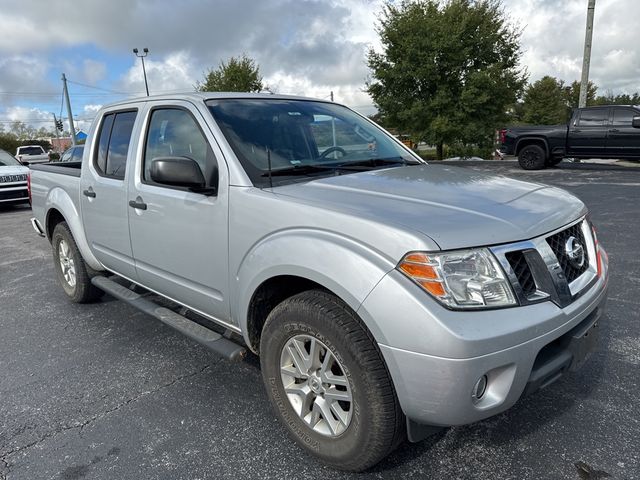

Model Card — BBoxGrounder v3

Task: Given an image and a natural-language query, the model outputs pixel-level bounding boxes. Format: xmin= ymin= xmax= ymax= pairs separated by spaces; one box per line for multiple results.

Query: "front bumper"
xmin=359 ymin=246 xmax=609 ymax=428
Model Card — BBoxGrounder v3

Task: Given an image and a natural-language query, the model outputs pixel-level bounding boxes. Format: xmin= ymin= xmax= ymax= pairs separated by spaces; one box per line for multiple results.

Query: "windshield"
xmin=206 ymin=99 xmax=420 ymax=187
xmin=0 ymin=150 xmax=22 ymax=166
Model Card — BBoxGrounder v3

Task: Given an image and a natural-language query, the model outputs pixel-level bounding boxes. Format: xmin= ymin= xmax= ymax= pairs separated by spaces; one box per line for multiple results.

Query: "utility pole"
xmin=62 ymin=73 xmax=76 ymax=146
xmin=330 ymin=91 xmax=334 ymax=102
xmin=579 ymin=0 xmax=596 ymax=108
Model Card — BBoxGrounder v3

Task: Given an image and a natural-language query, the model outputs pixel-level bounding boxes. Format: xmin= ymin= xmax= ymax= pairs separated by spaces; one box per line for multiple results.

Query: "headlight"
xmin=398 ymin=249 xmax=517 ymax=309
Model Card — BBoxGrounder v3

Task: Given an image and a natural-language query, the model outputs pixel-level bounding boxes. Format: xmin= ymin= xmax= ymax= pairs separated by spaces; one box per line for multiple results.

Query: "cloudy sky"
xmin=0 ymin=0 xmax=638 ymax=133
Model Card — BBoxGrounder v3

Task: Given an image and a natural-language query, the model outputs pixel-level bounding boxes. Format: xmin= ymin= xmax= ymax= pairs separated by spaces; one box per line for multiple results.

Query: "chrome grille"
xmin=546 ymin=223 xmax=589 ymax=283
xmin=505 ymin=250 xmax=536 ymax=298
xmin=0 ymin=174 xmax=28 ymax=183
xmin=491 ymin=218 xmax=597 ymax=308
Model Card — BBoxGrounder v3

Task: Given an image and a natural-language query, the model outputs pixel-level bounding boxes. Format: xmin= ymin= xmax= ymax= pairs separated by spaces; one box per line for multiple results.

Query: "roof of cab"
xmin=100 ymin=92 xmax=328 ymax=110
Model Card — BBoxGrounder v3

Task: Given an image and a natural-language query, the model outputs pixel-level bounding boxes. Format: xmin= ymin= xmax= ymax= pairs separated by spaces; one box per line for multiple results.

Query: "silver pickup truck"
xmin=29 ymin=93 xmax=609 ymax=471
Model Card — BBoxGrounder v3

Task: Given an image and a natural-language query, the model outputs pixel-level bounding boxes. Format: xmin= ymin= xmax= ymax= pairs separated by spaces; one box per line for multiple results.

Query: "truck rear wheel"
xmin=51 ymin=222 xmax=102 ymax=303
xmin=260 ymin=290 xmax=405 ymax=472
xmin=518 ymin=144 xmax=547 ymax=170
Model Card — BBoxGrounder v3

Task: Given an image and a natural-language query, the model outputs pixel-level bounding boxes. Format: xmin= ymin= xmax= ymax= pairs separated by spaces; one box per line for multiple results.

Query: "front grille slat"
xmin=506 ymin=250 xmax=537 ymax=298
xmin=546 ymin=223 xmax=589 ymax=283
xmin=0 ymin=174 xmax=28 ymax=183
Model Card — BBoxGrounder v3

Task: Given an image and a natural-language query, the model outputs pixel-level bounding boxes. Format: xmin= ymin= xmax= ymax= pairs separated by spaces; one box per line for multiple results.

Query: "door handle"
xmin=129 ymin=199 xmax=147 ymax=210
xmin=82 ymin=189 xmax=96 ymax=198
xmin=572 ymin=129 xmax=582 ymax=133
xmin=609 ymin=128 xmax=620 ymax=133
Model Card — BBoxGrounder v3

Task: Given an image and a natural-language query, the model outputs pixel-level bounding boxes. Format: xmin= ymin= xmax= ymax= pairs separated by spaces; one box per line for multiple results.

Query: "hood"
xmin=274 ymin=164 xmax=586 ymax=250
xmin=0 ymin=165 xmax=29 ymax=176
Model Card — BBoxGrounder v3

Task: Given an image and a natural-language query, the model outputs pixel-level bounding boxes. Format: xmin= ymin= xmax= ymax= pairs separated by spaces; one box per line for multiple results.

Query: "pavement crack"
xmin=0 ymin=456 xmax=8 ymax=480
xmin=77 ymin=364 xmax=212 ymax=434
xmin=0 ymin=364 xmax=212 ymax=465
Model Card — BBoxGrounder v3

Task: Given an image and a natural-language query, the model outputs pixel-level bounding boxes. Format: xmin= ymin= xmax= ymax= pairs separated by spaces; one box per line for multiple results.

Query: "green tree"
xmin=563 ymin=80 xmax=597 ymax=109
xmin=367 ymin=0 xmax=526 ymax=159
xmin=521 ymin=76 xmax=567 ymax=124
xmin=196 ymin=54 xmax=263 ymax=93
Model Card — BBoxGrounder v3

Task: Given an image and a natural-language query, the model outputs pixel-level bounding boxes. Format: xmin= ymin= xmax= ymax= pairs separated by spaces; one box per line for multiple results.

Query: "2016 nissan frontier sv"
xmin=29 ymin=93 xmax=609 ymax=471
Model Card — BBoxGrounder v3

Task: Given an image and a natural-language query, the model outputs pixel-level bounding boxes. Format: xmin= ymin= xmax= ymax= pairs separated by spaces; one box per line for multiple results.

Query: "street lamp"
xmin=132 ymin=47 xmax=150 ymax=96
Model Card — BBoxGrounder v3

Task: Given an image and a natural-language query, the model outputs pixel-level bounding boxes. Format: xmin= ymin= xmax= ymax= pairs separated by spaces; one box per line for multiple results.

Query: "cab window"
xmin=577 ymin=109 xmax=608 ymax=127
xmin=143 ymin=108 xmax=217 ymax=189
xmin=94 ymin=110 xmax=137 ymax=180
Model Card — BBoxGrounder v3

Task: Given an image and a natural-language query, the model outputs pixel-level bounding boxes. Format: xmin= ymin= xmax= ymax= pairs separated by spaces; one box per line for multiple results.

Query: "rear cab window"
xmin=18 ymin=146 xmax=45 ymax=156
xmin=94 ymin=110 xmax=138 ymax=180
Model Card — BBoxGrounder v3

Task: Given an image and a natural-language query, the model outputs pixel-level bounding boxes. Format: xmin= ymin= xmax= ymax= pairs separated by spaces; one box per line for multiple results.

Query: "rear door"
xmin=567 ymin=108 xmax=609 ymax=157
xmin=606 ymin=107 xmax=640 ymax=157
xmin=127 ymin=101 xmax=231 ymax=323
xmin=80 ymin=108 xmax=139 ymax=280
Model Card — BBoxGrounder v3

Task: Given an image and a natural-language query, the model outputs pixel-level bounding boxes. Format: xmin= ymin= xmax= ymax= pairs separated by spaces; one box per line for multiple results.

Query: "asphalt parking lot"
xmin=1 ymin=161 xmax=638 ymax=480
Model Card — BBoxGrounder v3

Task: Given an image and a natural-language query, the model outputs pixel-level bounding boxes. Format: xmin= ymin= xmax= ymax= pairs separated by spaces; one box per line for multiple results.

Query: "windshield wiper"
xmin=260 ymin=164 xmax=337 ymax=177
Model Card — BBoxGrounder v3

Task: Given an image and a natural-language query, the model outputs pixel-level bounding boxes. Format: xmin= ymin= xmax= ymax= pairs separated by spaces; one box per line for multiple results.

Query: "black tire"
xmin=51 ymin=222 xmax=103 ymax=303
xmin=260 ymin=290 xmax=405 ymax=472
xmin=518 ymin=144 xmax=547 ymax=170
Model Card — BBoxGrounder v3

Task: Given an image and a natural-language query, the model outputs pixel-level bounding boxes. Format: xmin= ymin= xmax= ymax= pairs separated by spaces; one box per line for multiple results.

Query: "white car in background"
xmin=15 ymin=145 xmax=50 ymax=165
xmin=0 ymin=149 xmax=30 ymax=205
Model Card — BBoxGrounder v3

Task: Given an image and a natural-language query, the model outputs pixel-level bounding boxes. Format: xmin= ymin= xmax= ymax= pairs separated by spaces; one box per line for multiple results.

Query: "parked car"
xmin=29 ymin=93 xmax=609 ymax=471
xmin=15 ymin=145 xmax=50 ymax=165
xmin=500 ymin=105 xmax=640 ymax=169
xmin=58 ymin=145 xmax=84 ymax=162
xmin=0 ymin=149 xmax=29 ymax=205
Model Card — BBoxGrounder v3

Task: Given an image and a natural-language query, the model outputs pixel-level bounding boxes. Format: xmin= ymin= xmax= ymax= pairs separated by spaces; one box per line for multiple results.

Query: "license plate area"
xmin=566 ymin=314 xmax=600 ymax=372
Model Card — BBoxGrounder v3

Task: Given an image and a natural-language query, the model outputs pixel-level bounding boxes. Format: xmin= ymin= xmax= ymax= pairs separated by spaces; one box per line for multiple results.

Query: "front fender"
xmin=45 ymin=187 xmax=103 ymax=271
xmin=234 ymin=228 xmax=397 ymax=345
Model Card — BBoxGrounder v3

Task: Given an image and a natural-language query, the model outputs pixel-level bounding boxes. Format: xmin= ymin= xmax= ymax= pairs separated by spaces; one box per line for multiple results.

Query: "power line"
xmin=66 ymin=79 xmax=129 ymax=95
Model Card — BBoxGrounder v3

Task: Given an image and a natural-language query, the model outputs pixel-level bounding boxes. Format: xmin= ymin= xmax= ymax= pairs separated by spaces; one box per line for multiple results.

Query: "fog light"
xmin=472 ymin=375 xmax=488 ymax=402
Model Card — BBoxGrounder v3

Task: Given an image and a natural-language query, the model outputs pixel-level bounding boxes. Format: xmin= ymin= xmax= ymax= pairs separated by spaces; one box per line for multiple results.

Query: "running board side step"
xmin=91 ymin=276 xmax=247 ymax=362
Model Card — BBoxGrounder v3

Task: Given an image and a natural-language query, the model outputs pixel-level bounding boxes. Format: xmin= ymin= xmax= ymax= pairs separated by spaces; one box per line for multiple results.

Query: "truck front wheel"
xmin=51 ymin=222 xmax=102 ymax=303
xmin=260 ymin=290 xmax=405 ymax=471
xmin=518 ymin=144 xmax=547 ymax=170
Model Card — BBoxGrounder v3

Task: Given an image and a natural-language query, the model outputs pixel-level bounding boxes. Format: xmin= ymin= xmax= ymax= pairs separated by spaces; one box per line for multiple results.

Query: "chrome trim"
xmin=491 ymin=217 xmax=597 ymax=309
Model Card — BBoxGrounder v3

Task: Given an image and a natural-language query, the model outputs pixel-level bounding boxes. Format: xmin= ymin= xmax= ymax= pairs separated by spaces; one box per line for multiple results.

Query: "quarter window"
xmin=577 ymin=109 xmax=608 ymax=127
xmin=143 ymin=108 xmax=216 ymax=188
xmin=94 ymin=111 xmax=137 ymax=180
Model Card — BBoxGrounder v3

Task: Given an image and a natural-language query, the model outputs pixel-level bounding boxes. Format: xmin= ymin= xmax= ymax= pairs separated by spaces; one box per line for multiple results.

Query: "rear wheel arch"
xmin=45 ymin=208 xmax=66 ymax=241
xmin=515 ymin=138 xmax=549 ymax=157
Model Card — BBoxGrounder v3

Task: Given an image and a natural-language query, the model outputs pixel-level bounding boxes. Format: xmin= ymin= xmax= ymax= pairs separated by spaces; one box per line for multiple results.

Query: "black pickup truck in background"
xmin=500 ymin=105 xmax=640 ymax=170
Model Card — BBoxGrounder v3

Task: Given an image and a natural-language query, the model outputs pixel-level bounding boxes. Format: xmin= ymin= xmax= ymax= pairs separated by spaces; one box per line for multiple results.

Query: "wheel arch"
xmin=43 ymin=188 xmax=103 ymax=271
xmin=515 ymin=137 xmax=550 ymax=157
xmin=235 ymin=230 xmax=397 ymax=354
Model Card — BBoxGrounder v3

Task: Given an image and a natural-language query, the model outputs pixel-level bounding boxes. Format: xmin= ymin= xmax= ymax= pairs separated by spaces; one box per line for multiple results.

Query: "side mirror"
xmin=150 ymin=157 xmax=216 ymax=194
xmin=632 ymin=116 xmax=640 ymax=128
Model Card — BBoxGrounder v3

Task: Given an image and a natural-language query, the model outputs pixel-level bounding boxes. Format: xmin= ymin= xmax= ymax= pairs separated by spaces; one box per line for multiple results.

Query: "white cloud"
xmin=1 ymin=0 xmax=639 ymax=128
xmin=118 ymin=51 xmax=196 ymax=95
xmin=82 ymin=60 xmax=107 ymax=85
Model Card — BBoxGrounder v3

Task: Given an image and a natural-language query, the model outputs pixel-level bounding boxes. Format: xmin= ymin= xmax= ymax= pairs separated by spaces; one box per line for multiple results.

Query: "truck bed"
xmin=29 ymin=162 xmax=82 ymax=237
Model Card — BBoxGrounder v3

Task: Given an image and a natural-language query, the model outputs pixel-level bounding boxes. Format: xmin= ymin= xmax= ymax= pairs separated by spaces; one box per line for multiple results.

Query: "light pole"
xmin=133 ymin=47 xmax=150 ymax=96
xmin=579 ymin=0 xmax=596 ymax=108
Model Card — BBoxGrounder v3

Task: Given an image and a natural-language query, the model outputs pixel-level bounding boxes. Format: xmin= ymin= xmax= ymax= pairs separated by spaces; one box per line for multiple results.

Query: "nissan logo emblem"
xmin=565 ymin=236 xmax=585 ymax=269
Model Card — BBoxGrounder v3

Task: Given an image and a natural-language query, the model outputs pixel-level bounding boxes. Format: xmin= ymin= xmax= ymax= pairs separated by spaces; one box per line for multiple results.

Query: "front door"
xmin=567 ymin=108 xmax=609 ymax=157
xmin=606 ymin=107 xmax=640 ymax=157
xmin=80 ymin=109 xmax=139 ymax=280
xmin=127 ymin=102 xmax=231 ymax=324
